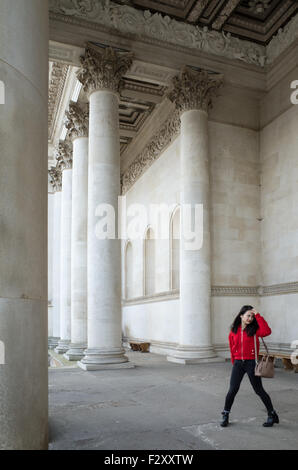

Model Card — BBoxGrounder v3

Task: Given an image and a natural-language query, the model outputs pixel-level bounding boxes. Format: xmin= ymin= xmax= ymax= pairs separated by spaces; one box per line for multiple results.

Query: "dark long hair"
xmin=230 ymin=305 xmax=259 ymax=337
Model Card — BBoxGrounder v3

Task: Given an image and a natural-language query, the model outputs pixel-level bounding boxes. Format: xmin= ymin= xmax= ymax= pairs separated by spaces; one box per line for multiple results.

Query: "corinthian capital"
xmin=48 ymin=166 xmax=62 ymax=192
xmin=167 ymin=67 xmax=223 ymax=114
xmin=65 ymin=101 xmax=89 ymax=140
xmin=77 ymin=44 xmax=134 ymax=97
xmin=55 ymin=140 xmax=73 ymax=171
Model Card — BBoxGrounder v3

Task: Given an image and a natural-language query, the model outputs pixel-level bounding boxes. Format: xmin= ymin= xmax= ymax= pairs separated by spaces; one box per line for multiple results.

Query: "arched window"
xmin=170 ymin=206 xmax=180 ymax=290
xmin=144 ymin=227 xmax=155 ymax=296
xmin=125 ymin=240 xmax=133 ymax=299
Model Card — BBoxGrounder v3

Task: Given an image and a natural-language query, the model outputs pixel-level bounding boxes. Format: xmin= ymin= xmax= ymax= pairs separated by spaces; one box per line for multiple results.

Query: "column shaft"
xmin=0 ymin=0 xmax=48 ymax=449
xmin=56 ymin=169 xmax=72 ymax=353
xmin=52 ymin=190 xmax=62 ymax=342
xmin=79 ymin=90 xmax=130 ymax=370
xmin=175 ymin=109 xmax=216 ymax=361
xmin=65 ymin=137 xmax=88 ymax=360
xmin=48 ymin=192 xmax=55 ymax=345
xmin=166 ymin=67 xmax=224 ymax=365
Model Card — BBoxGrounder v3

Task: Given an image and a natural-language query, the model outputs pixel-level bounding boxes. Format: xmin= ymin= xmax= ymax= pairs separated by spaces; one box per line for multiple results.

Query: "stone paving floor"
xmin=49 ymin=350 xmax=298 ymax=450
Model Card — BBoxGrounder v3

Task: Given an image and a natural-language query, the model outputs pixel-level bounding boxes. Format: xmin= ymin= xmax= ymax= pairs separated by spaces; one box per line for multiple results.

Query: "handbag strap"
xmin=260 ymin=337 xmax=269 ymax=354
xmin=254 ymin=335 xmax=269 ymax=363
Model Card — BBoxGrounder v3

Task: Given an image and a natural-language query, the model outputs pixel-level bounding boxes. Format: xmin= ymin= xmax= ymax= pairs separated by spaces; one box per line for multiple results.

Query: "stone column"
xmin=166 ymin=68 xmax=224 ymax=364
xmin=77 ymin=45 xmax=134 ymax=370
xmin=0 ymin=0 xmax=48 ymax=449
xmin=48 ymin=166 xmax=62 ymax=349
xmin=64 ymin=102 xmax=89 ymax=361
xmin=55 ymin=142 xmax=73 ymax=354
xmin=48 ymin=183 xmax=55 ymax=347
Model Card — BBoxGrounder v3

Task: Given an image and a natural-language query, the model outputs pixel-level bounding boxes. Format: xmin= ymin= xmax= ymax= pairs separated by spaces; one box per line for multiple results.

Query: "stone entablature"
xmin=49 ymin=0 xmax=266 ymax=67
xmin=48 ymin=1 xmax=298 ymax=68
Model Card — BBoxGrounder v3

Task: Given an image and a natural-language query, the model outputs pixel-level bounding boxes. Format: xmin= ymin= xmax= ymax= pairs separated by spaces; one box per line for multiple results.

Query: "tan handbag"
xmin=254 ymin=335 xmax=275 ymax=378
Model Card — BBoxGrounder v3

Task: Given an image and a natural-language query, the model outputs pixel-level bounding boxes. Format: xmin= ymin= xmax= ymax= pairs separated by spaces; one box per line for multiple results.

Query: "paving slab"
xmin=49 ymin=351 xmax=298 ymax=450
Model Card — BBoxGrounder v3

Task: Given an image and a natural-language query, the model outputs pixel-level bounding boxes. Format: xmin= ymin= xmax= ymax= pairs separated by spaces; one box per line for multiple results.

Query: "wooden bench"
xmin=259 ymin=350 xmax=298 ymax=373
xmin=129 ymin=341 xmax=150 ymax=353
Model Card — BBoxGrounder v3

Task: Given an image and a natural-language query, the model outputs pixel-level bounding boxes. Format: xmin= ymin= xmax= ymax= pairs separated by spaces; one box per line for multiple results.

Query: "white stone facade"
xmin=1 ymin=0 xmax=298 ymax=450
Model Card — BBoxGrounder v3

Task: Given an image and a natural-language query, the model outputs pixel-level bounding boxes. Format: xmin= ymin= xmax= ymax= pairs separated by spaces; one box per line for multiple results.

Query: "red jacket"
xmin=229 ymin=313 xmax=271 ymax=364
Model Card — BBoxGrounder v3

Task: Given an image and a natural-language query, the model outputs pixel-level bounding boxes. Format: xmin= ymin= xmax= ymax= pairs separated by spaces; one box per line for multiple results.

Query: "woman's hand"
xmin=251 ymin=308 xmax=258 ymax=315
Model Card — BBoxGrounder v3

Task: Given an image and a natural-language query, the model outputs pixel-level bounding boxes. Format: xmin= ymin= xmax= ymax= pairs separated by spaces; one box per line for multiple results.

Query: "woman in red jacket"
xmin=220 ymin=305 xmax=279 ymax=428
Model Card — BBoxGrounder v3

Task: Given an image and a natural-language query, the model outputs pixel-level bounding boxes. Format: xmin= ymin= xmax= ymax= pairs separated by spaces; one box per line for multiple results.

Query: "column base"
xmin=64 ymin=343 xmax=87 ymax=361
xmin=55 ymin=339 xmax=70 ymax=355
xmin=48 ymin=337 xmax=59 ymax=350
xmin=77 ymin=347 xmax=135 ymax=371
xmin=167 ymin=345 xmax=225 ymax=365
xmin=77 ymin=361 xmax=135 ymax=371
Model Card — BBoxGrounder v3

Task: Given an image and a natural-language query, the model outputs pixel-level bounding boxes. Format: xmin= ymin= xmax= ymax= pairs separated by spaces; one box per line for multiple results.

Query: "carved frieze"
xmin=49 ymin=0 xmax=267 ymax=67
xmin=266 ymin=12 xmax=298 ymax=64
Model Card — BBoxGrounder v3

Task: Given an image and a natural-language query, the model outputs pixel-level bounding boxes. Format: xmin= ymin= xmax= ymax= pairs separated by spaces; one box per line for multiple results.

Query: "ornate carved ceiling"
xmin=113 ymin=0 xmax=298 ymax=44
xmin=48 ymin=61 xmax=168 ymax=159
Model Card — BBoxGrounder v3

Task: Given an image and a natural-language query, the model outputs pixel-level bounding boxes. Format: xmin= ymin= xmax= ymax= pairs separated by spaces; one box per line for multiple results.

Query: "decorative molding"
xmin=212 ymin=0 xmax=241 ymax=31
xmin=123 ymin=282 xmax=298 ymax=304
xmin=213 ymin=283 xmax=298 ymax=296
xmin=77 ymin=44 xmax=134 ymax=96
xmin=187 ymin=0 xmax=209 ymax=23
xmin=49 ymin=40 xmax=84 ymax=65
xmin=65 ymin=100 xmax=89 ymax=140
xmin=48 ymin=62 xmax=69 ymax=141
xmin=167 ymin=67 xmax=224 ymax=113
xmin=260 ymin=281 xmax=298 ymax=296
xmin=121 ymin=108 xmax=180 ymax=194
xmin=55 ymin=140 xmax=73 ymax=170
xmin=49 ymin=0 xmax=267 ymax=67
xmin=248 ymin=0 xmax=271 ymax=15
xmin=122 ymin=289 xmax=179 ymax=305
xmin=266 ymin=12 xmax=298 ymax=64
xmin=212 ymin=286 xmax=259 ymax=297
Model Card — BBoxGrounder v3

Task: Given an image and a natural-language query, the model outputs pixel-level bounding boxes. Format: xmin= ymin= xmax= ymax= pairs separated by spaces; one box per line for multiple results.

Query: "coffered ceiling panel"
xmin=115 ymin=0 xmax=298 ymax=44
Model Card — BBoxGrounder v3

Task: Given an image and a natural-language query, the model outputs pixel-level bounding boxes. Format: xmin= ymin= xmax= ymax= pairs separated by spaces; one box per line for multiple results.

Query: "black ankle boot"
xmin=220 ymin=411 xmax=230 ymax=427
xmin=263 ymin=410 xmax=279 ymax=427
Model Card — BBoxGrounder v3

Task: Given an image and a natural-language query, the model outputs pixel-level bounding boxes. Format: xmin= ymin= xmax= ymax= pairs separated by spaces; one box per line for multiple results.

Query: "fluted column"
xmin=77 ymin=45 xmax=134 ymax=370
xmin=48 ymin=166 xmax=62 ymax=349
xmin=167 ymin=67 xmax=224 ymax=364
xmin=64 ymin=102 xmax=89 ymax=361
xmin=55 ymin=142 xmax=73 ymax=354
xmin=0 ymin=0 xmax=48 ymax=449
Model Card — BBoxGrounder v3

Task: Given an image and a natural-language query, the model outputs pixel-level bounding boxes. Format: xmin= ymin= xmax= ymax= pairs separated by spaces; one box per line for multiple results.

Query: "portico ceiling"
xmin=113 ymin=0 xmax=298 ymax=44
xmin=48 ymin=59 xmax=170 ymax=166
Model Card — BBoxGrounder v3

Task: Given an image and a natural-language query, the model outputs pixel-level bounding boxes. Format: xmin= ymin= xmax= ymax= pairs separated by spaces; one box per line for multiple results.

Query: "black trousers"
xmin=224 ymin=359 xmax=274 ymax=413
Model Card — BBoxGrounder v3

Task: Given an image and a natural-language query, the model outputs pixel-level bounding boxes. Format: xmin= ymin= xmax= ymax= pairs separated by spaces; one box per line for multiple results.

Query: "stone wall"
xmin=259 ymin=66 xmax=298 ymax=349
xmin=121 ymin=90 xmax=261 ymax=355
